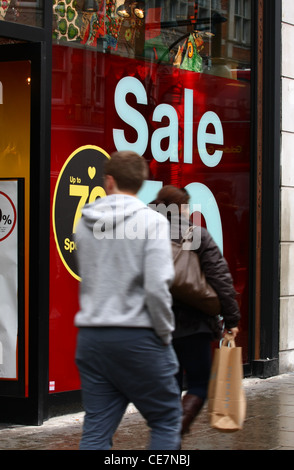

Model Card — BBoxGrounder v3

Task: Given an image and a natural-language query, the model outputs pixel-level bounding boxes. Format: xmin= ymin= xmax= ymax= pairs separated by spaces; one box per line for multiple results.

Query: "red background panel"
xmin=50 ymin=46 xmax=251 ymax=392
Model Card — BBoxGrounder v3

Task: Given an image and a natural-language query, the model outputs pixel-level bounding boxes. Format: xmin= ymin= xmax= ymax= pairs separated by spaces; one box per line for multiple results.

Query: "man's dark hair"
xmin=104 ymin=151 xmax=149 ymax=193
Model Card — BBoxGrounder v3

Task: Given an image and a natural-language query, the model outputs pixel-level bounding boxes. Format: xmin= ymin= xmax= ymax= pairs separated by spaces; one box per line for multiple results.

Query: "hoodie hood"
xmin=81 ymin=194 xmax=147 ymax=237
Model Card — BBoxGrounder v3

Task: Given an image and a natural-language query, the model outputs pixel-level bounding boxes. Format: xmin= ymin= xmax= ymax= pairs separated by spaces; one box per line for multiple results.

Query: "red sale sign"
xmin=50 ymin=46 xmax=251 ymax=392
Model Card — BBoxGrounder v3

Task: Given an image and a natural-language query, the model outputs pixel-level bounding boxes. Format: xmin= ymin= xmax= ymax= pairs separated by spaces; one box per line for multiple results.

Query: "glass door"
xmin=0 ymin=56 xmax=31 ymax=397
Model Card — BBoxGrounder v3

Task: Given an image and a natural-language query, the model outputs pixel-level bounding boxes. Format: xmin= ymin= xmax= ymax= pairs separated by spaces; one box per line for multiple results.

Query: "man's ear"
xmin=104 ymin=174 xmax=117 ymax=194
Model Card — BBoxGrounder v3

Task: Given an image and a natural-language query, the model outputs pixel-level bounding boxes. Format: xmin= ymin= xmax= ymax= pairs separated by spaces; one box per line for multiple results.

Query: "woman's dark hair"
xmin=152 ymin=185 xmax=190 ymax=209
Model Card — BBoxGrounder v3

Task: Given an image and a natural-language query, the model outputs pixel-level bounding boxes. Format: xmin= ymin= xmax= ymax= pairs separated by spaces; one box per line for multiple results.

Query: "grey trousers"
xmin=75 ymin=327 xmax=182 ymax=450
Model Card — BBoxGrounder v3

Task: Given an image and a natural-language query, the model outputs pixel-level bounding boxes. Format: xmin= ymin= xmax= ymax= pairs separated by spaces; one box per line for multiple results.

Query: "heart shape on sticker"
xmin=88 ymin=167 xmax=96 ymax=179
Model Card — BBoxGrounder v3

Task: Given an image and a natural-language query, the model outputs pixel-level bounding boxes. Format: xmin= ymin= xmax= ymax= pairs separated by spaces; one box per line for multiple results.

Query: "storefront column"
xmin=252 ymin=0 xmax=281 ymax=378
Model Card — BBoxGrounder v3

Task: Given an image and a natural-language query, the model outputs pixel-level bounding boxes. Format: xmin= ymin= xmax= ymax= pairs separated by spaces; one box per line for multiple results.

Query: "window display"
xmin=52 ymin=1 xmax=250 ymax=75
xmin=50 ymin=1 xmax=252 ymax=392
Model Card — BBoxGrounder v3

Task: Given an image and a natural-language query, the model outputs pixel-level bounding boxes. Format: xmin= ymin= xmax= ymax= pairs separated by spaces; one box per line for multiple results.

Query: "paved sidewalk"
xmin=0 ymin=373 xmax=294 ymax=451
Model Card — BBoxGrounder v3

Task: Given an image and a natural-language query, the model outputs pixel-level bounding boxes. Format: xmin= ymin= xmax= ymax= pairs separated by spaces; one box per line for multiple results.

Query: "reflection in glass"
xmin=0 ymin=0 xmax=43 ymax=27
xmin=116 ymin=0 xmax=132 ymax=18
xmin=52 ymin=1 xmax=250 ymax=78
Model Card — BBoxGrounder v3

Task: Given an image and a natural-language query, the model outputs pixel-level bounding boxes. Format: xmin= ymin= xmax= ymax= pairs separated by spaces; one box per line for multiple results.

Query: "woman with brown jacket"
xmin=151 ymin=185 xmax=240 ymax=435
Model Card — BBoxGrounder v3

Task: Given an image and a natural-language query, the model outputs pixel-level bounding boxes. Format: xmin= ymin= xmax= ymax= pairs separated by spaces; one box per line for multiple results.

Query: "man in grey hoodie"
xmin=74 ymin=151 xmax=181 ymax=450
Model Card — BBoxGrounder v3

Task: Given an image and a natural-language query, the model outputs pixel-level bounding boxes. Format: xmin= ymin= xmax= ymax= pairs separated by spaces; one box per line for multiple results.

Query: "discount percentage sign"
xmin=0 ymin=190 xmax=17 ymax=241
xmin=2 ymin=214 xmax=12 ymax=225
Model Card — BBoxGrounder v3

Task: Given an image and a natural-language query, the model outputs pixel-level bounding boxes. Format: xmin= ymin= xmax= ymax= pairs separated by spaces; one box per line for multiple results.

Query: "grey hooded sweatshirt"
xmin=74 ymin=194 xmax=175 ymax=345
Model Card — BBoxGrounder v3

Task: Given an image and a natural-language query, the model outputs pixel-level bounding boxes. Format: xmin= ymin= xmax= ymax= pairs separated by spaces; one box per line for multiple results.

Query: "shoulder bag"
xmin=170 ymin=227 xmax=221 ymax=316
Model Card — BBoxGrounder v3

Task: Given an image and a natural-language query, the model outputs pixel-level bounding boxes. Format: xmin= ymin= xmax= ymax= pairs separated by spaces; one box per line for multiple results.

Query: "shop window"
xmin=50 ymin=1 xmax=253 ymax=392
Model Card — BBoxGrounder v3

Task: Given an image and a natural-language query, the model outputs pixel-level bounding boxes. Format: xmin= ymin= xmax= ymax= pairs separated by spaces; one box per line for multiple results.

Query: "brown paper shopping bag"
xmin=208 ymin=334 xmax=246 ymax=432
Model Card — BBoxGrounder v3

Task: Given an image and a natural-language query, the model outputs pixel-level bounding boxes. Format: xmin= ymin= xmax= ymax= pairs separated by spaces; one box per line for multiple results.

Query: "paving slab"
xmin=1 ymin=373 xmax=294 ymax=452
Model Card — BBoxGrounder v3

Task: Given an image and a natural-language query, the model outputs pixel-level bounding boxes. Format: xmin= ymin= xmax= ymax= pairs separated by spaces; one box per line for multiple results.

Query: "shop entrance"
xmin=0 ymin=49 xmax=31 ymax=397
xmin=0 ymin=42 xmax=50 ymax=424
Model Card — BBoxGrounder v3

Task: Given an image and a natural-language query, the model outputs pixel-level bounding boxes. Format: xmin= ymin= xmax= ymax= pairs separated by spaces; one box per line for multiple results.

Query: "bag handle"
xmin=181 ymin=226 xmax=195 ymax=250
xmin=220 ymin=333 xmax=236 ymax=348
xmin=183 ymin=226 xmax=194 ymax=239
